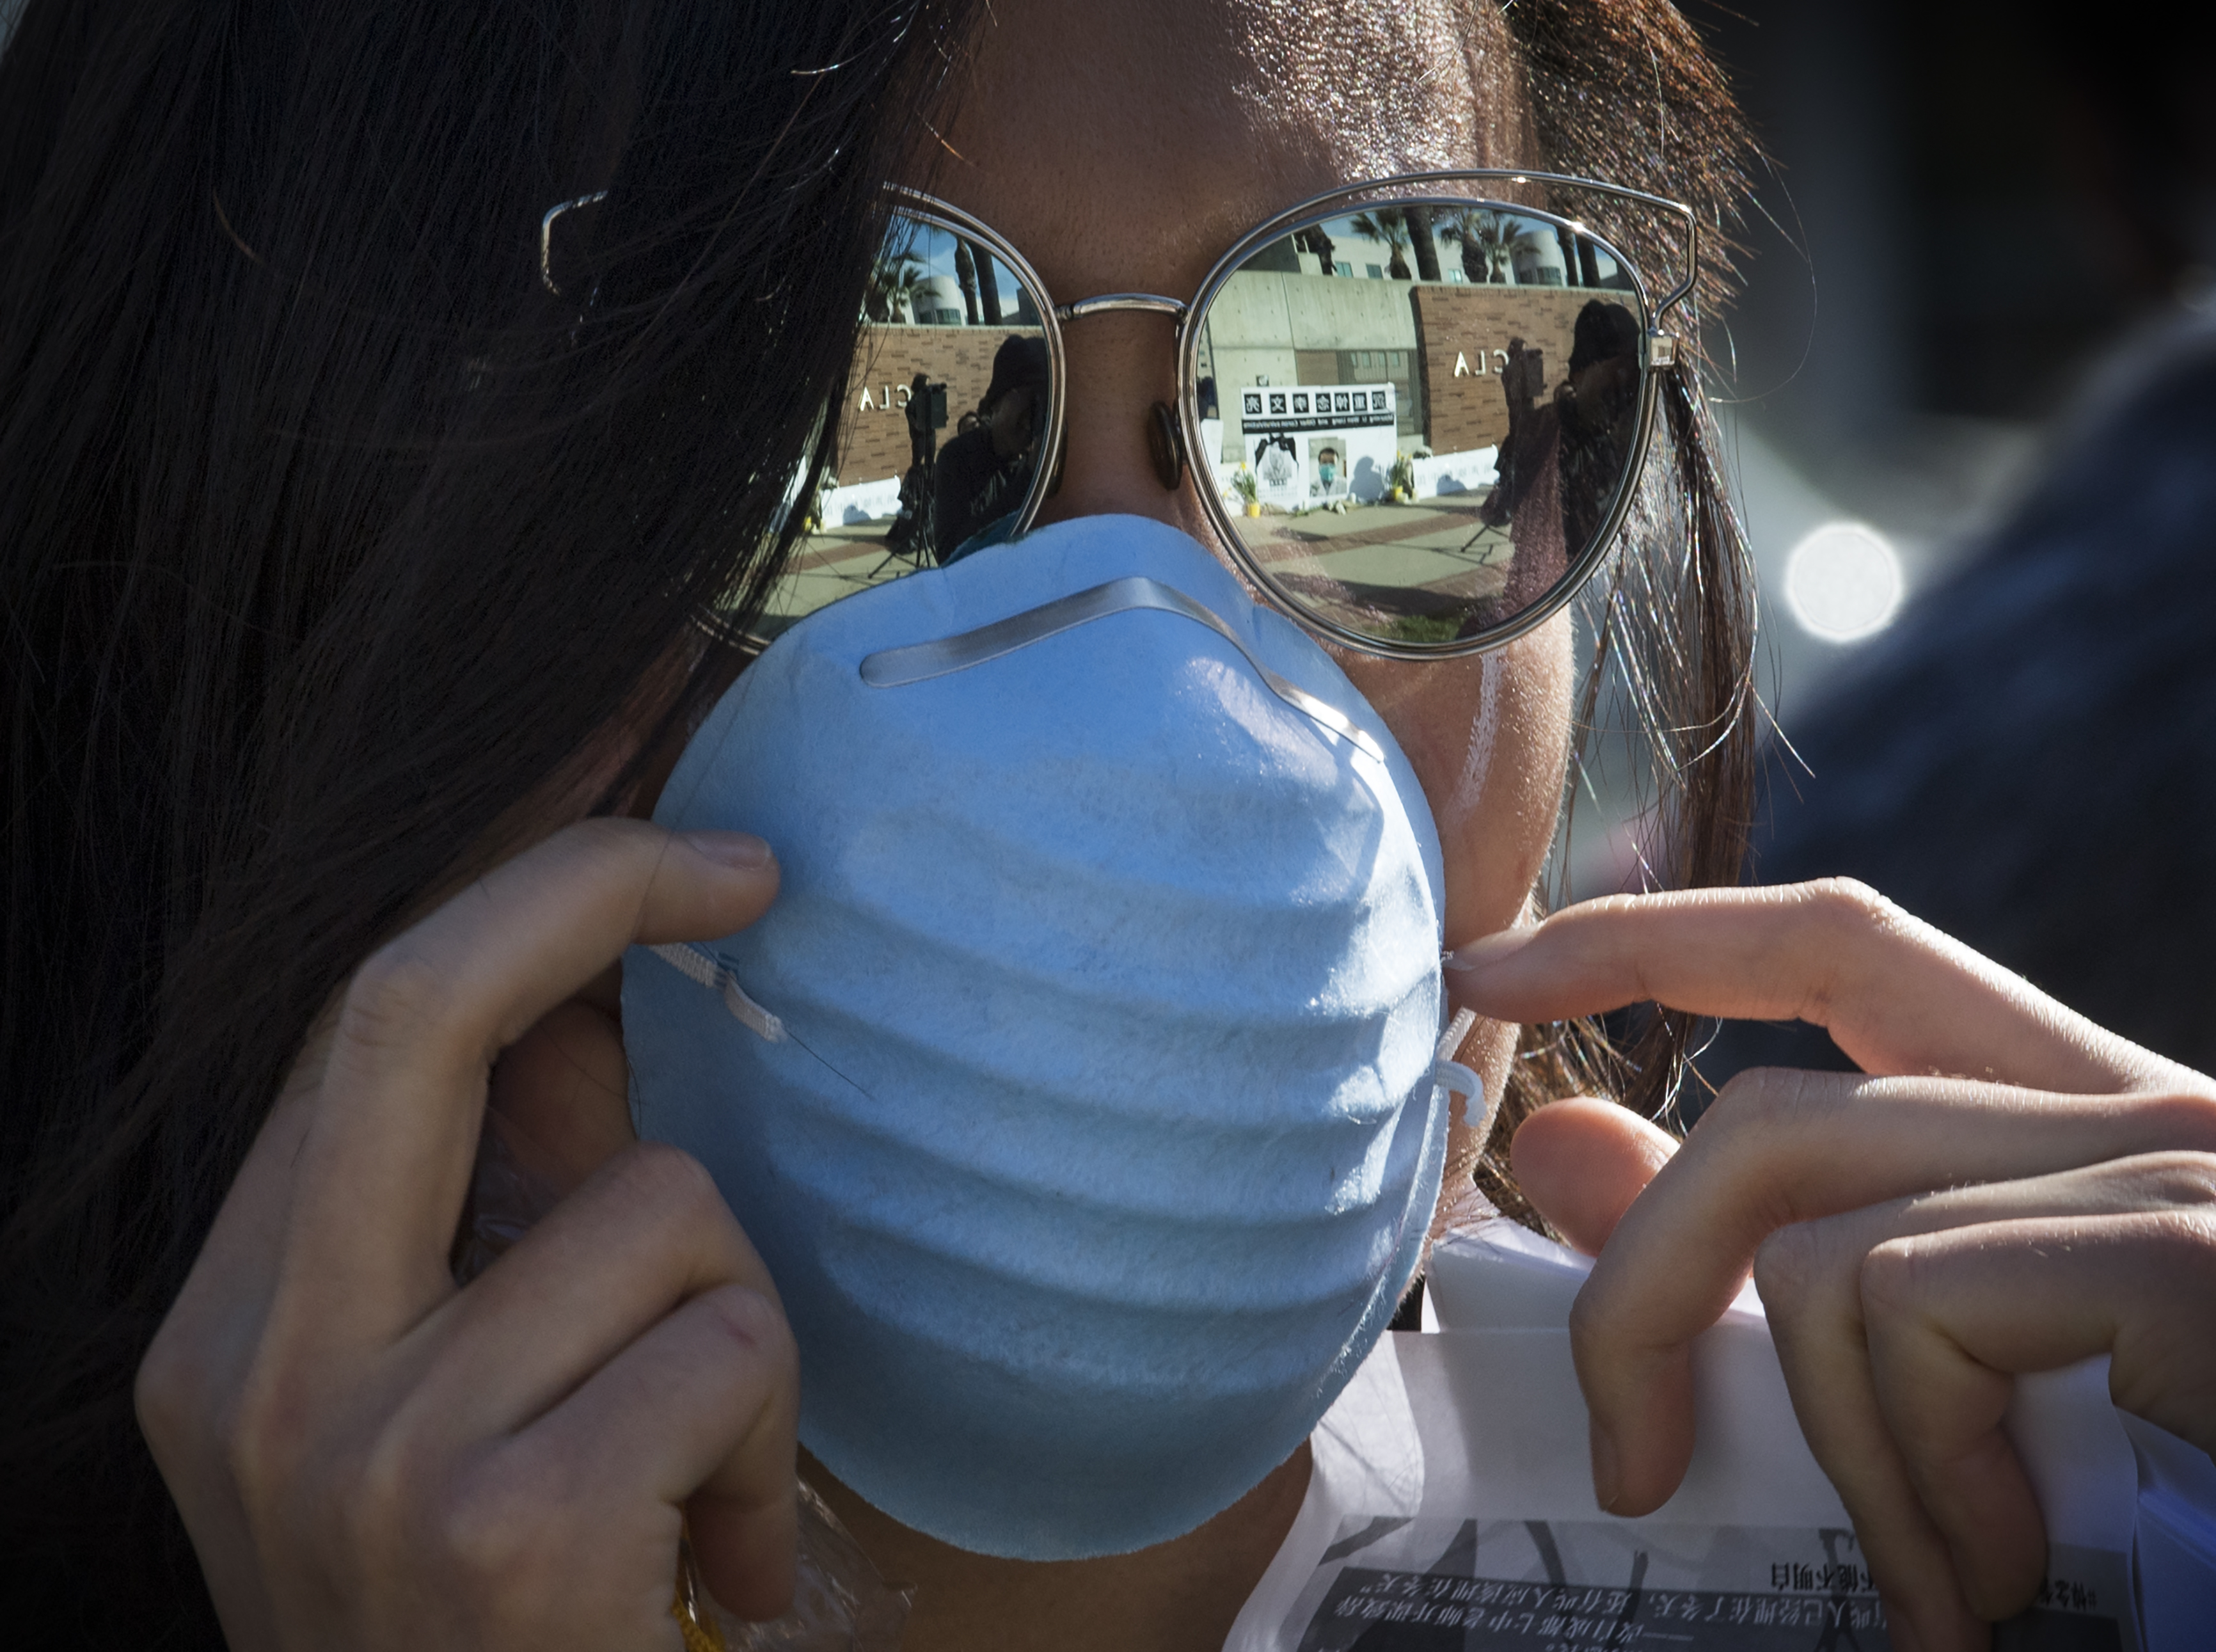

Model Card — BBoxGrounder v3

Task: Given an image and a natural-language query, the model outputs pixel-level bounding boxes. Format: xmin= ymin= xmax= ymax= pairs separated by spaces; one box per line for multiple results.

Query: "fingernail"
xmin=683 ymin=830 xmax=773 ymax=870
xmin=1445 ymin=926 xmax=1535 ymax=973
xmin=1589 ymin=1418 xmax=1622 ymax=1513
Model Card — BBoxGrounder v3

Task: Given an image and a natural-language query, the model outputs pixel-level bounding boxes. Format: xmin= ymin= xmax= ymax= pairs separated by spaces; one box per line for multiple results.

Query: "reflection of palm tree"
xmin=864 ymin=253 xmax=928 ymax=322
xmin=1439 ymin=209 xmax=1511 ymax=284
xmin=1350 ymin=210 xmax=1413 ymax=280
xmin=1294 ymin=225 xmax=1337 ymax=274
xmin=953 ymin=242 xmax=980 ymax=325
xmin=965 ymin=239 xmax=1003 ymax=324
xmin=1404 ymin=205 xmax=1441 ymax=282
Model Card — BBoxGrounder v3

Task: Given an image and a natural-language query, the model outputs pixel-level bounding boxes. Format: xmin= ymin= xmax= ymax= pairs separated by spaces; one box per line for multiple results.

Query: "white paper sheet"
xmin=1225 ymin=1221 xmax=2216 ymax=1651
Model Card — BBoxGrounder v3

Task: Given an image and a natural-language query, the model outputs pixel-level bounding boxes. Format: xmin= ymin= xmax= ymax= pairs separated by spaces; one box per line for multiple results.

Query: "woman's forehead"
xmin=928 ymin=0 xmax=1511 ymax=299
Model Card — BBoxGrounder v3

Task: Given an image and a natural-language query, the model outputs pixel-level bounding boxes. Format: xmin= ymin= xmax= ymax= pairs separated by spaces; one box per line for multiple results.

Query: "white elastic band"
xmin=647 ymin=942 xmax=786 ymax=1043
xmin=1433 ymin=1005 xmax=1483 ymax=1101
xmin=1432 ymin=1059 xmax=1483 ymax=1101
xmin=1435 ymin=1006 xmax=1476 ymax=1064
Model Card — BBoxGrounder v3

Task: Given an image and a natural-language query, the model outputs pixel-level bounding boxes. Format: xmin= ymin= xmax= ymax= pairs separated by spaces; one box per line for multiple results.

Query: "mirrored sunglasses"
xmin=738 ymin=171 xmax=1697 ymax=660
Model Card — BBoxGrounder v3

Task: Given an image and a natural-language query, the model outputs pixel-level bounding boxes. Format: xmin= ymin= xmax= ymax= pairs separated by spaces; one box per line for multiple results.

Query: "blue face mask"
xmin=624 ymin=515 xmax=1468 ymax=1560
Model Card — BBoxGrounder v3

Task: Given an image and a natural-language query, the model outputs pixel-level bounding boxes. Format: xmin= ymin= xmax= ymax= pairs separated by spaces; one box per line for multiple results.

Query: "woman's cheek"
xmin=1338 ymin=613 xmax=1574 ymax=951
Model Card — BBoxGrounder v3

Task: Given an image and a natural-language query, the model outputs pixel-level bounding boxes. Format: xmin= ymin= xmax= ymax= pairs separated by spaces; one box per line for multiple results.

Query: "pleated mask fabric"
xmin=623 ymin=514 xmax=1456 ymax=1559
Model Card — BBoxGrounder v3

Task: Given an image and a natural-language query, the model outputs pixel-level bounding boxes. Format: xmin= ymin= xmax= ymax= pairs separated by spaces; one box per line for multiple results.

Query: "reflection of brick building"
xmin=1412 ymin=287 xmax=1609 ymax=453
xmin=837 ymin=324 xmax=1045 ymax=483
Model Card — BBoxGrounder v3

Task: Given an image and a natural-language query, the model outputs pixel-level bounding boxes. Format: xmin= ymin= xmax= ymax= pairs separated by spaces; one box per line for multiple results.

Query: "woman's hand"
xmin=1450 ymin=879 xmax=2216 ymax=1652
xmin=136 ymin=819 xmax=793 ymax=1652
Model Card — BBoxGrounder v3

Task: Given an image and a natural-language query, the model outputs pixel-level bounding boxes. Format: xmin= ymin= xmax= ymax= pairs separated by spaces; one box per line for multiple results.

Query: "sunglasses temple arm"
xmin=1654 ymin=207 xmax=1701 ymax=323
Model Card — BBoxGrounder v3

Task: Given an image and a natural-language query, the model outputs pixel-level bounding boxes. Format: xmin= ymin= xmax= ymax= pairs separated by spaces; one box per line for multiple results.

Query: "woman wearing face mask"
xmin=3 ymin=3 xmax=2212 ymax=1651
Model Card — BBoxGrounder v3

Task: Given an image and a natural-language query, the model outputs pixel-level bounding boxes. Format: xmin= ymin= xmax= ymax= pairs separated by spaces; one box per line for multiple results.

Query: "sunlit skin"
xmin=795 ymin=8 xmax=1560 ymax=1642
xmin=131 ymin=4 xmax=2216 ymax=1652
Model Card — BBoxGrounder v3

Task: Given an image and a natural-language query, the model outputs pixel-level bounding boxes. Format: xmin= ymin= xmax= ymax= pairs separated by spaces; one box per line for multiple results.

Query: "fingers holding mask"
xmin=139 ymin=818 xmax=794 ymax=1650
xmin=269 ymin=818 xmax=777 ymax=1351
xmin=1449 ymin=880 xmax=2195 ymax=1096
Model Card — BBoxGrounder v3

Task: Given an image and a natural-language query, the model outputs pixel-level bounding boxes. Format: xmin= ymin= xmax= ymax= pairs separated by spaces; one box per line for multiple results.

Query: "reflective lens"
xmin=1193 ymin=199 xmax=1652 ymax=651
xmin=747 ymin=211 xmax=1055 ymax=643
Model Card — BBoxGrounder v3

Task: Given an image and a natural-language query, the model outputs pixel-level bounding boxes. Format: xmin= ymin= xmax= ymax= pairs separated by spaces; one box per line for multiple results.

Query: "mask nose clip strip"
xmin=858 ymin=576 xmax=1387 ymax=763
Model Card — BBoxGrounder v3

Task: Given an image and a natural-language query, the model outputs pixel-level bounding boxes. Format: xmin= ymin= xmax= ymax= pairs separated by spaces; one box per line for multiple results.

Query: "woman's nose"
xmin=1032 ymin=313 xmax=1221 ymax=543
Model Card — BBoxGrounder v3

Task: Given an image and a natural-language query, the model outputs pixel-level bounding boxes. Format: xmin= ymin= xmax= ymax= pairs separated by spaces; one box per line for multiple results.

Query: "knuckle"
xmin=549 ymin=816 xmax=660 ymax=893
xmin=1704 ymin=1065 xmax=1791 ymax=1133
xmin=356 ymin=1432 xmax=552 ymax=1605
xmin=425 ymin=1453 xmax=539 ymax=1585
xmin=1698 ymin=1066 xmax=1835 ymax=1160
xmin=2132 ymin=1150 xmax=2216 ymax=1209
xmin=610 ymin=1140 xmax=727 ymax=1223
xmin=1794 ymin=878 xmax=1902 ymax=1025
xmin=1752 ymin=1221 xmax=1828 ymax=1304
xmin=2138 ymin=1091 xmax=2216 ymax=1148
xmin=698 ymin=1284 xmax=795 ymax=1370
xmin=562 ymin=813 xmax=647 ymax=860
xmin=221 ymin=1350 xmax=317 ymax=1511
xmin=339 ymin=939 xmax=456 ymax=1054
xmin=1799 ymin=876 xmax=1899 ymax=934
xmin=1564 ymin=1285 xmax=1606 ymax=1357
xmin=1855 ymin=1235 xmax=1925 ymax=1317
xmin=133 ymin=1322 xmax=207 ymax=1460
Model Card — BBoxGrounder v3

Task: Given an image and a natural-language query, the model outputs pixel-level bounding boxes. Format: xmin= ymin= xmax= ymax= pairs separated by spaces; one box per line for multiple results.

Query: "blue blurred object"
xmin=1703 ymin=314 xmax=2216 ymax=1099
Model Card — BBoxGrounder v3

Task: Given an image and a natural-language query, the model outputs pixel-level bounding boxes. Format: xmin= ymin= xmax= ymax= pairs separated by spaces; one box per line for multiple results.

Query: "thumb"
xmin=1510 ymin=1098 xmax=1677 ymax=1257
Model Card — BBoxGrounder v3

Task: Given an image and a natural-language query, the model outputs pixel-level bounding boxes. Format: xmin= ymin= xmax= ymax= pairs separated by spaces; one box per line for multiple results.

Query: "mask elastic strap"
xmin=647 ymin=942 xmax=786 ymax=1044
xmin=1432 ymin=1005 xmax=1481 ymax=1102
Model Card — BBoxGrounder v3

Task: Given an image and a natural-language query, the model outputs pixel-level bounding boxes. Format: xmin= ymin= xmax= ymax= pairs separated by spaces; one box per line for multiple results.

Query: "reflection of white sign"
xmin=1413 ymin=446 xmax=1498 ymax=499
xmin=1253 ymin=440 xmax=1303 ymax=511
xmin=1452 ymin=349 xmax=1513 ymax=377
xmin=823 ymin=475 xmax=901 ymax=523
xmin=1241 ymin=383 xmax=1396 ymax=433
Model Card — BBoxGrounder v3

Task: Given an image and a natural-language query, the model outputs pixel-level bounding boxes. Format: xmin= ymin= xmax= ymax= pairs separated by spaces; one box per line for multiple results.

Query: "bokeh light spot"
xmin=1784 ymin=521 xmax=1903 ymax=642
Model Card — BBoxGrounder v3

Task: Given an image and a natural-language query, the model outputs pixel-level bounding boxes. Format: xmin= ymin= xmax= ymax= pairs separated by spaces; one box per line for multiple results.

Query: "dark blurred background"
xmin=1706 ymin=1 xmax=2214 ymax=465
xmin=1564 ymin=5 xmax=2216 ymax=1092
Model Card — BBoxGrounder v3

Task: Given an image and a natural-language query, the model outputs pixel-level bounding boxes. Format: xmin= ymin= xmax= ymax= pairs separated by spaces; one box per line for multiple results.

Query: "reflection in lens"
xmin=1198 ymin=200 xmax=1649 ymax=647
xmin=737 ymin=214 xmax=1051 ymax=643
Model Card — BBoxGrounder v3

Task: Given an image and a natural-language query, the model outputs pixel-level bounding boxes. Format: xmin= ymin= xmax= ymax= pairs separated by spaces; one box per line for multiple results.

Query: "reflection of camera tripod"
xmin=871 ymin=374 xmax=950 ymax=578
xmin=871 ymin=459 xmax=935 ymax=578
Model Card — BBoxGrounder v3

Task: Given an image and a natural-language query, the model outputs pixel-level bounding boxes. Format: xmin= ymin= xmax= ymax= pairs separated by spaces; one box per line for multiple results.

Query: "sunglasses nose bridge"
xmin=1053 ymin=292 xmax=1188 ymax=324
xmin=1054 ymin=293 xmax=1195 ymax=494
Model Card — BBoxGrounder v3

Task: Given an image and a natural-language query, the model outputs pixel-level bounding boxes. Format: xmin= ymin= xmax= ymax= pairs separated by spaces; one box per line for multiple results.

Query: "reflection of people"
xmin=1474 ymin=303 xmax=1641 ymax=627
xmin=887 ymin=373 xmax=947 ymax=561
xmin=903 ymin=370 xmax=937 ymax=469
xmin=1479 ymin=334 xmax=1548 ymax=528
xmin=12 ymin=0 xmax=2214 ymax=1645
xmin=1555 ymin=299 xmax=1642 ymax=556
xmin=931 ymin=333 xmax=1047 ymax=563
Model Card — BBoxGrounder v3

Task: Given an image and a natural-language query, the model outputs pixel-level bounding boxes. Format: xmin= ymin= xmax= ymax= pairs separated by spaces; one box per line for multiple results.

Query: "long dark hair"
xmin=1481 ymin=0 xmax=1762 ymax=1217
xmin=0 ymin=0 xmax=978 ymax=1633
xmin=0 ymin=0 xmax=1755 ymax=1635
